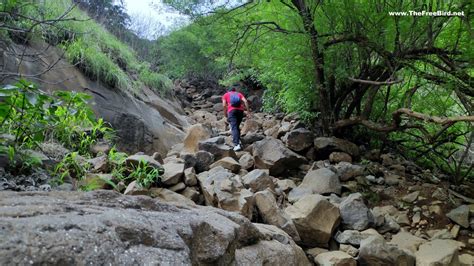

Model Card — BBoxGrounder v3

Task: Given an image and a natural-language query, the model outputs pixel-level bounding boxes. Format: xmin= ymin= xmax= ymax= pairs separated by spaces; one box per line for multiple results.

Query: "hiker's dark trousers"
xmin=228 ymin=109 xmax=244 ymax=146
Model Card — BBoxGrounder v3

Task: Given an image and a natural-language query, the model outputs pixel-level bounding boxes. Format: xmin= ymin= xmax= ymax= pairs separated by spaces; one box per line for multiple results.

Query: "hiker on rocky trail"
xmin=222 ymin=83 xmax=251 ymax=151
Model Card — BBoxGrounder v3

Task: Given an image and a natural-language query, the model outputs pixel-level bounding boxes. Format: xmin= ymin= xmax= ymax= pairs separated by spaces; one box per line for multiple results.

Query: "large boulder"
xmin=282 ymin=128 xmax=314 ymax=152
xmin=285 ymin=194 xmax=340 ymax=247
xmin=415 ymin=240 xmax=461 ymax=266
xmin=254 ymin=190 xmax=300 ymax=242
xmin=314 ymin=251 xmax=357 ymax=266
xmin=446 ymin=205 xmax=470 ymax=228
xmin=389 ymin=231 xmax=427 ymax=254
xmin=339 ymin=193 xmax=373 ymax=231
xmin=210 ymin=157 xmax=241 ymax=173
xmin=239 ymin=152 xmax=255 ymax=170
xmin=241 ymin=169 xmax=275 ymax=193
xmin=298 ymin=168 xmax=341 ymax=195
xmin=252 ymin=138 xmax=307 ymax=176
xmin=194 ymin=151 xmax=214 ymax=173
xmin=314 ymin=137 xmax=360 ymax=158
xmin=197 ymin=167 xmax=254 ymax=219
xmin=161 ymin=162 xmax=185 ymax=186
xmin=0 ymin=190 xmax=313 ymax=265
xmin=235 ymin=224 xmax=311 ymax=266
xmin=358 ymin=235 xmax=415 ymax=265
xmin=198 ymin=137 xmax=236 ymax=161
xmin=182 ymin=124 xmax=211 ymax=153
xmin=241 ymin=119 xmax=261 ymax=135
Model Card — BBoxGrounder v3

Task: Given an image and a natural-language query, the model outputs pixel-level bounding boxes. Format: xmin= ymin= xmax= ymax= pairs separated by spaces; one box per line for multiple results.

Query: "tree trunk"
xmin=291 ymin=0 xmax=331 ymax=135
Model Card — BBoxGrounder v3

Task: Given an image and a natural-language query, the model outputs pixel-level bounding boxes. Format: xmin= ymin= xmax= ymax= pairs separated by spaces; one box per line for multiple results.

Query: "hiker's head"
xmin=229 ymin=82 xmax=240 ymax=92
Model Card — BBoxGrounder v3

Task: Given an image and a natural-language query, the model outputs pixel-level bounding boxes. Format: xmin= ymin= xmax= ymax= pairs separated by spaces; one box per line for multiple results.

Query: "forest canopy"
xmin=155 ymin=0 xmax=473 ymax=181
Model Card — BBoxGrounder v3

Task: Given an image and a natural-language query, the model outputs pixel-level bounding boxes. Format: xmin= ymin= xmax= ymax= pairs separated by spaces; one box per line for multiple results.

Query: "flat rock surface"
xmin=0 ymin=190 xmax=307 ymax=265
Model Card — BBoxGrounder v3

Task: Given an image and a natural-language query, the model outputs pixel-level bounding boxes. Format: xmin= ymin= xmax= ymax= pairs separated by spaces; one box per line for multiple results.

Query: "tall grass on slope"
xmin=11 ymin=0 xmax=172 ymax=95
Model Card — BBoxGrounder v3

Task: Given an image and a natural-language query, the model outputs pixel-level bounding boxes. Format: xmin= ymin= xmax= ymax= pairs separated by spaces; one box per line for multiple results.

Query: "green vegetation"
xmin=158 ymin=0 xmax=473 ymax=181
xmin=1 ymin=0 xmax=172 ymax=96
xmin=0 ymin=80 xmax=111 ymax=173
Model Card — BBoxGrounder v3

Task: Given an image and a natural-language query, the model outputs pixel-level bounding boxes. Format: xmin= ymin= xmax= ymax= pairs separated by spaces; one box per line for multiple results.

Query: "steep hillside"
xmin=0 ymin=0 xmax=187 ymax=155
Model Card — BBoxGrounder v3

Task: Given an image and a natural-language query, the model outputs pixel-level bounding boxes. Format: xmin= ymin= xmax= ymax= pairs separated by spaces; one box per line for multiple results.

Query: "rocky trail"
xmin=1 ymin=81 xmax=473 ymax=265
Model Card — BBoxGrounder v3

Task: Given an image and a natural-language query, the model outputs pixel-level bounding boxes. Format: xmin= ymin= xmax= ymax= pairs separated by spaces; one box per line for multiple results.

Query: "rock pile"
xmin=1 ymin=81 xmax=473 ymax=265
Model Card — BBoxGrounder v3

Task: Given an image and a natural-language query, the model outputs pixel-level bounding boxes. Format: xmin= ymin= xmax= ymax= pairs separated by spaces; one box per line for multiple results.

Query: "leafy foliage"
xmin=0 ymin=80 xmax=113 ymax=173
xmin=156 ymin=0 xmax=473 ymax=181
xmin=128 ymin=160 xmax=162 ymax=189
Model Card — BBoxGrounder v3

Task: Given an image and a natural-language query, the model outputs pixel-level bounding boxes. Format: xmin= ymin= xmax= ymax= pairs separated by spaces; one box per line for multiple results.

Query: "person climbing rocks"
xmin=222 ymin=83 xmax=251 ymax=151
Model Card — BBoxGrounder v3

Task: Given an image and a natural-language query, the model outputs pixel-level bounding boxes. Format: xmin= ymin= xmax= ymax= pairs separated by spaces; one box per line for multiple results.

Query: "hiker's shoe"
xmin=233 ymin=144 xmax=242 ymax=151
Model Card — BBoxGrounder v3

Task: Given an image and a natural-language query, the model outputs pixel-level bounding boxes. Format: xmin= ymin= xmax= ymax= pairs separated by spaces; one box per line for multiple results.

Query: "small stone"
xmin=329 ymin=152 xmax=352 ymax=163
xmin=306 ymin=247 xmax=328 ymax=258
xmin=446 ymin=205 xmax=470 ymax=228
xmin=238 ymin=152 xmax=254 ymax=170
xmin=168 ymin=182 xmax=185 ymax=192
xmin=184 ymin=167 xmax=197 ymax=186
xmin=429 ymin=205 xmax=443 ymax=216
xmin=180 ymin=187 xmax=200 ymax=202
xmin=402 ymin=191 xmax=420 ymax=203
xmin=412 ymin=212 xmax=421 ymax=224
xmin=450 ymin=225 xmax=460 ymax=238
xmin=276 ymin=179 xmax=296 ymax=192
xmin=365 ymin=175 xmax=376 ymax=183
xmin=339 ymin=244 xmax=359 ymax=257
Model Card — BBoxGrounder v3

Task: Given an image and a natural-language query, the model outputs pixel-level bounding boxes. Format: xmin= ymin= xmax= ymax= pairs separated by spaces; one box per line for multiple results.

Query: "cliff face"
xmin=1 ymin=41 xmax=188 ymax=155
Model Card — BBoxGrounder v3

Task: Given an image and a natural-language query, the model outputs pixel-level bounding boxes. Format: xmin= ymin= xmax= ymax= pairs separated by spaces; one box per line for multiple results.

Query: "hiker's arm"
xmin=242 ymin=97 xmax=251 ymax=116
xmin=222 ymin=98 xmax=228 ymax=118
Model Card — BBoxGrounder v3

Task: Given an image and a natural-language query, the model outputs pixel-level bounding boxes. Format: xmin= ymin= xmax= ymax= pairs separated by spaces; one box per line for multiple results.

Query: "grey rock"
xmin=389 ymin=231 xmax=427 ymax=254
xmin=184 ymin=167 xmax=198 ymax=186
xmin=288 ymin=187 xmax=313 ymax=203
xmin=282 ymin=128 xmax=313 ymax=152
xmin=446 ymin=205 xmax=470 ymax=228
xmin=235 ymin=224 xmax=311 ymax=266
xmin=241 ymin=169 xmax=275 ymax=193
xmin=285 ymin=194 xmax=340 ymax=247
xmin=161 ymin=162 xmax=185 ymax=185
xmin=314 ymin=137 xmax=360 ymax=158
xmin=194 ymin=151 xmax=214 ymax=173
xmin=254 ymin=190 xmax=300 ymax=242
xmin=315 ymin=251 xmax=357 ymax=266
xmin=252 ymin=137 xmax=307 ymax=176
xmin=198 ymin=137 xmax=236 ymax=160
xmin=335 ymin=230 xmax=374 ymax=247
xmin=241 ymin=133 xmax=265 ymax=145
xmin=359 ymin=235 xmax=415 ymax=266
xmin=329 ymin=152 xmax=353 ymax=163
xmin=415 ymin=239 xmax=461 ymax=266
xmin=238 ymin=152 xmax=255 ymax=170
xmin=334 ymin=162 xmax=364 ymax=182
xmin=210 ymin=157 xmax=241 ymax=173
xmin=299 ymin=168 xmax=341 ymax=195
xmin=0 ymin=190 xmax=303 ymax=265
xmin=339 ymin=193 xmax=373 ymax=230
xmin=402 ymin=191 xmax=420 ymax=203
xmin=276 ymin=179 xmax=296 ymax=193
xmin=168 ymin=182 xmax=186 ymax=192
